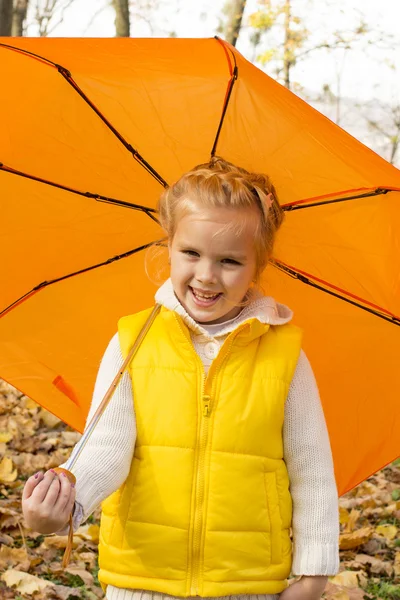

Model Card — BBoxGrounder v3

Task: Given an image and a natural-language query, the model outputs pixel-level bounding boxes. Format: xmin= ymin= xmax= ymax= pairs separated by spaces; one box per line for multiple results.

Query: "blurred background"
xmin=1 ymin=0 xmax=400 ymax=167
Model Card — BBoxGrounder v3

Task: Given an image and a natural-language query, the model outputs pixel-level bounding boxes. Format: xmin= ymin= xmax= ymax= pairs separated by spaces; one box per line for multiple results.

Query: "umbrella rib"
xmin=282 ymin=187 xmax=395 ymax=211
xmin=0 ymin=240 xmax=161 ymax=320
xmin=0 ymin=163 xmax=158 ymax=216
xmin=0 ymin=42 xmax=168 ymax=189
xmin=271 ymin=259 xmax=400 ymax=326
xmin=211 ymin=37 xmax=238 ymax=157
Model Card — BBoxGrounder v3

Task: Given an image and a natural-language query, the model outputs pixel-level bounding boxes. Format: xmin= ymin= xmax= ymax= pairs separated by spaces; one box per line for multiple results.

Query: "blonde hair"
xmin=157 ymin=156 xmax=284 ymax=284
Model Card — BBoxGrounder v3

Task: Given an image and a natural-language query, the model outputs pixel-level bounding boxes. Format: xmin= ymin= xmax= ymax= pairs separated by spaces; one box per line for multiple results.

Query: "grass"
xmin=365 ymin=579 xmax=400 ymax=599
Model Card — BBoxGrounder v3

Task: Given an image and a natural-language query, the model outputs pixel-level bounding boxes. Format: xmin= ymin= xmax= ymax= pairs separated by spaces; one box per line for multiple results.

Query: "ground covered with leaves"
xmin=0 ymin=381 xmax=399 ymax=600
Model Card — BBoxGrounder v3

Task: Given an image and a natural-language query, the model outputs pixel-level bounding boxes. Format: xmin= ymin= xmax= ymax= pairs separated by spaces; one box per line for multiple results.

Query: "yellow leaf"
xmin=345 ymin=509 xmax=360 ymax=532
xmin=0 ymin=457 xmax=18 ymax=483
xmin=39 ymin=408 xmax=62 ymax=428
xmin=394 ymin=551 xmax=400 ymax=577
xmin=375 ymin=524 xmax=398 ymax=540
xmin=339 ymin=506 xmax=349 ymax=525
xmin=332 ymin=591 xmax=350 ymax=600
xmin=1 ymin=569 xmax=53 ymax=594
xmin=0 ymin=432 xmax=12 ymax=443
xmin=0 ymin=546 xmax=30 ymax=570
xmin=75 ymin=523 xmax=100 ymax=543
xmin=339 ymin=526 xmax=373 ymax=550
xmin=25 ymin=398 xmax=39 ymax=410
xmin=330 ymin=570 xmax=367 ymax=588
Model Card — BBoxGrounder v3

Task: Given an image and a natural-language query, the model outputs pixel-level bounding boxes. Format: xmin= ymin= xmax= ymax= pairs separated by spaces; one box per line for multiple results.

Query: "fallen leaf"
xmin=1 ymin=569 xmax=53 ymax=594
xmin=339 ymin=506 xmax=349 ymax=526
xmin=394 ymin=551 xmax=400 ymax=577
xmin=0 ymin=431 xmax=12 ymax=443
xmin=345 ymin=509 xmax=361 ymax=533
xmin=0 ymin=456 xmax=17 ymax=483
xmin=61 ymin=431 xmax=81 ymax=447
xmin=375 ymin=523 xmax=398 ymax=540
xmin=65 ymin=565 xmax=94 ymax=585
xmin=0 ymin=545 xmax=30 ymax=571
xmin=323 ymin=581 xmax=367 ymax=600
xmin=330 ymin=569 xmax=367 ymax=588
xmin=339 ymin=527 xmax=374 ymax=550
xmin=75 ymin=523 xmax=100 ymax=543
xmin=50 ymin=584 xmax=83 ymax=600
xmin=354 ymin=553 xmax=394 ymax=576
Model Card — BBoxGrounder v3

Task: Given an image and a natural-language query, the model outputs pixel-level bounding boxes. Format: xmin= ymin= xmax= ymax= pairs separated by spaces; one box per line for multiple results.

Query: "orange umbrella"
xmin=0 ymin=37 xmax=399 ymax=497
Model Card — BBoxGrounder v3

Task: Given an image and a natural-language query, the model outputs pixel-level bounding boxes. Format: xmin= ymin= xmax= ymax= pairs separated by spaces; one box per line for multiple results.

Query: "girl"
xmin=22 ymin=157 xmax=340 ymax=600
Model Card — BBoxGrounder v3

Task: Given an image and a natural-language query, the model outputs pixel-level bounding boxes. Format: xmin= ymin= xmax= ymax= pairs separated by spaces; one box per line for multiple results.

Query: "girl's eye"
xmin=221 ymin=258 xmax=241 ymax=265
xmin=183 ymin=250 xmax=199 ymax=257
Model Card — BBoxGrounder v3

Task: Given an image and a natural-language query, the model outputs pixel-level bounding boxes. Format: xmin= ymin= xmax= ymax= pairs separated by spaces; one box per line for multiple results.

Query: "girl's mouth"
xmin=189 ymin=286 xmax=222 ymax=307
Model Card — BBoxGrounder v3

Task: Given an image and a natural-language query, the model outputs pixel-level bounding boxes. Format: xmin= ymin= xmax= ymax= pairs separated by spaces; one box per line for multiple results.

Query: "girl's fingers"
xmin=41 ymin=474 xmax=62 ymax=509
xmin=30 ymin=469 xmax=59 ymax=504
xmin=54 ymin=472 xmax=75 ymax=513
xmin=22 ymin=472 xmax=44 ymax=501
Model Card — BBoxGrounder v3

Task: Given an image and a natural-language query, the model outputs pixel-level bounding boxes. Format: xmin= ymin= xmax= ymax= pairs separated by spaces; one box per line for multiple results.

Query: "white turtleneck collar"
xmin=154 ymin=278 xmax=293 ymax=340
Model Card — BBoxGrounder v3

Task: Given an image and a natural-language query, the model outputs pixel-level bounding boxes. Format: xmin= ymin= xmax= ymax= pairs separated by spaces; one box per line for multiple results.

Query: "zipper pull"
xmin=203 ymin=395 xmax=211 ymax=417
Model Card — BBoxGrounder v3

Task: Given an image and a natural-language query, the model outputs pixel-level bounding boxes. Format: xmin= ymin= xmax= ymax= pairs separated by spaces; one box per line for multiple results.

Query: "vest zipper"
xmin=190 ymin=325 xmax=248 ymax=596
xmin=172 ymin=314 xmax=249 ymax=596
xmin=190 ymin=376 xmax=210 ymax=596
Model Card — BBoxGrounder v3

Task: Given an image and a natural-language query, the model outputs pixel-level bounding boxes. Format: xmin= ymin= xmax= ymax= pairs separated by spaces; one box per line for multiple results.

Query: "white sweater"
xmin=60 ymin=280 xmax=340 ymax=600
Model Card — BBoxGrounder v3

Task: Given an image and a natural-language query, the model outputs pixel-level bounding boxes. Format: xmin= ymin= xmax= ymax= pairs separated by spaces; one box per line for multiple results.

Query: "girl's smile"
xmin=169 ymin=206 xmax=259 ymax=324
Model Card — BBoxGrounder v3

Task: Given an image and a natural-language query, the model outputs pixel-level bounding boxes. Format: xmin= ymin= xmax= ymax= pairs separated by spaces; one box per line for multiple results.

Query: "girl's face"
xmin=169 ymin=206 xmax=259 ymax=324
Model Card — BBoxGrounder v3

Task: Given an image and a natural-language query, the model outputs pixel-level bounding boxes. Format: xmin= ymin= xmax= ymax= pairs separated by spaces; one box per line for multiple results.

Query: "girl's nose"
xmin=195 ymin=261 xmax=217 ymax=284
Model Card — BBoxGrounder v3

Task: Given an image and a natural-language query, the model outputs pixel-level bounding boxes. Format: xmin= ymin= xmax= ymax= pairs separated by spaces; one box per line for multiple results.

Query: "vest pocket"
xmin=264 ymin=471 xmax=282 ymax=564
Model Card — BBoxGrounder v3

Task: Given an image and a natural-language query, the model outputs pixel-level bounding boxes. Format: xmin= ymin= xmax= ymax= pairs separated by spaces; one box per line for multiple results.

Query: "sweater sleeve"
xmin=56 ymin=332 xmax=136 ymax=533
xmin=283 ymin=349 xmax=340 ymax=576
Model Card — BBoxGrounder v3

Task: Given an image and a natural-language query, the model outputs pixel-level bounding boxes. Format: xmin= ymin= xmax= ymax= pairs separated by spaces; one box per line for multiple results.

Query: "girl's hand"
xmin=22 ymin=469 xmax=76 ymax=534
xmin=279 ymin=576 xmax=328 ymax=600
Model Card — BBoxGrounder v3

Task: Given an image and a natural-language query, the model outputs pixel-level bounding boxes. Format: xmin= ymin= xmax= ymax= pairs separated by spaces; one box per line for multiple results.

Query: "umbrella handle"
xmin=57 ymin=303 xmax=161 ymax=567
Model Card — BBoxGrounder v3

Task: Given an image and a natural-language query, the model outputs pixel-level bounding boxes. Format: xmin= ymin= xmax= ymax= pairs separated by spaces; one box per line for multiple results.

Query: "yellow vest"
xmin=98 ymin=306 xmax=302 ymax=597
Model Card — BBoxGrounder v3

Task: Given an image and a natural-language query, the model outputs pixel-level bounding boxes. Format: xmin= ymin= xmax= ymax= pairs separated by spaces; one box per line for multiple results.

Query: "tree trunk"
xmin=112 ymin=0 xmax=130 ymax=37
xmin=222 ymin=0 xmax=247 ymax=47
xmin=0 ymin=0 xmax=13 ymax=35
xmin=282 ymin=0 xmax=291 ymax=89
xmin=12 ymin=0 xmax=29 ymax=36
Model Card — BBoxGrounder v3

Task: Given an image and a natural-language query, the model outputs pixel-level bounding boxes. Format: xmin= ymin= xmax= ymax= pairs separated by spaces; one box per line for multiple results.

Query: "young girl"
xmin=22 ymin=157 xmax=340 ymax=600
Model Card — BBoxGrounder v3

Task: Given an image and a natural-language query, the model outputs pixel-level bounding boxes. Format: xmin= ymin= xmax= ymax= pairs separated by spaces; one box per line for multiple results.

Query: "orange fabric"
xmin=0 ymin=37 xmax=399 ymax=497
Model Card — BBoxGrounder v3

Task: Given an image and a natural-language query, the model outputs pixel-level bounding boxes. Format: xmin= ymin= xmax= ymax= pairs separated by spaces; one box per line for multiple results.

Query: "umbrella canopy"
xmin=0 ymin=37 xmax=399 ymax=497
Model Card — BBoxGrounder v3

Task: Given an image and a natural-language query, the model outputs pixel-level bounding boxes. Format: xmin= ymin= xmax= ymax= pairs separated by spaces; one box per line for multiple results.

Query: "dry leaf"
xmin=75 ymin=523 xmax=100 ymax=543
xmin=65 ymin=566 xmax=94 ymax=585
xmin=1 ymin=568 xmax=53 ymax=594
xmin=25 ymin=397 xmax=40 ymax=410
xmin=344 ymin=509 xmax=361 ymax=533
xmin=0 ymin=545 xmax=30 ymax=571
xmin=354 ymin=553 xmax=394 ymax=576
xmin=394 ymin=551 xmax=400 ymax=577
xmin=61 ymin=431 xmax=81 ymax=447
xmin=39 ymin=409 xmax=62 ymax=428
xmin=0 ymin=456 xmax=17 ymax=483
xmin=339 ymin=506 xmax=349 ymax=526
xmin=330 ymin=570 xmax=367 ymax=588
xmin=42 ymin=535 xmax=80 ymax=550
xmin=324 ymin=581 xmax=366 ymax=600
xmin=375 ymin=523 xmax=398 ymax=540
xmin=0 ymin=431 xmax=12 ymax=443
xmin=339 ymin=526 xmax=374 ymax=549
xmin=50 ymin=584 xmax=83 ymax=599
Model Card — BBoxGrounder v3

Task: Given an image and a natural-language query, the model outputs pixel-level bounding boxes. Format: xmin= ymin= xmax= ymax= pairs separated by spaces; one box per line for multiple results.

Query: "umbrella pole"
xmin=53 ymin=303 xmax=161 ymax=566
